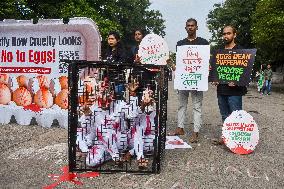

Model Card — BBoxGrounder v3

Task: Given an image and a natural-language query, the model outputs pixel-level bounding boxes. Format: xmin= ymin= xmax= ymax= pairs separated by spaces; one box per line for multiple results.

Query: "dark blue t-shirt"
xmin=176 ymin=37 xmax=209 ymax=48
xmin=216 ymin=44 xmax=247 ymax=96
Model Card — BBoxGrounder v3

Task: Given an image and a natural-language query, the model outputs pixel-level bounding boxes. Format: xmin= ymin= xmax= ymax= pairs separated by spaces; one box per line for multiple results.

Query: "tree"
xmin=251 ymin=0 xmax=284 ymax=69
xmin=207 ymin=0 xmax=258 ymax=48
xmin=0 ymin=0 xmax=165 ymax=45
xmin=0 ymin=0 xmax=28 ymax=20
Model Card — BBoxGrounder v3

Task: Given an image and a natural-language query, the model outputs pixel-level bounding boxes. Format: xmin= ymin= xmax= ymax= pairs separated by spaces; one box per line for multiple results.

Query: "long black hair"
xmin=104 ymin=31 xmax=126 ymax=63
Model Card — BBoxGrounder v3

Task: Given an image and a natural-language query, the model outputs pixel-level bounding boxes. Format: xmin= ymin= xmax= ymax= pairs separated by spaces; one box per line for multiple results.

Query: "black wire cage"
xmin=66 ymin=60 xmax=169 ymax=174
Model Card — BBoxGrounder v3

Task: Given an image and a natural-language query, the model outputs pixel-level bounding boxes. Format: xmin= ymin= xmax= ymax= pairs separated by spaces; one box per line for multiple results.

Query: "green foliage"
xmin=207 ymin=0 xmax=258 ymax=48
xmin=0 ymin=0 xmax=28 ymax=20
xmin=0 ymin=0 xmax=165 ymax=45
xmin=251 ymin=0 xmax=284 ymax=66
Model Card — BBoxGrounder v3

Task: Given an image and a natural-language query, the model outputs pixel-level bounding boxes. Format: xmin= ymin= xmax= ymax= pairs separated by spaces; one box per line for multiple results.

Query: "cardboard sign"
xmin=210 ymin=49 xmax=257 ymax=86
xmin=222 ymin=110 xmax=259 ymax=155
xmin=165 ymin=136 xmax=192 ymax=149
xmin=0 ymin=18 xmax=101 ymax=127
xmin=138 ymin=34 xmax=169 ymax=65
xmin=174 ymin=45 xmax=210 ymax=91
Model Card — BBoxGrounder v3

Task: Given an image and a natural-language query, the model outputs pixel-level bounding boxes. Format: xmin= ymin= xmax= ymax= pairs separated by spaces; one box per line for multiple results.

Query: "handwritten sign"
xmin=222 ymin=110 xmax=259 ymax=155
xmin=210 ymin=49 xmax=257 ymax=86
xmin=174 ymin=45 xmax=210 ymax=91
xmin=0 ymin=18 xmax=100 ymax=127
xmin=138 ymin=34 xmax=169 ymax=65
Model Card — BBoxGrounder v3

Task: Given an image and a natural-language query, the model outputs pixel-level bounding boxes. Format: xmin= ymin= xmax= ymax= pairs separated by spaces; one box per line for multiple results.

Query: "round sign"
xmin=138 ymin=34 xmax=169 ymax=65
xmin=222 ymin=110 xmax=259 ymax=154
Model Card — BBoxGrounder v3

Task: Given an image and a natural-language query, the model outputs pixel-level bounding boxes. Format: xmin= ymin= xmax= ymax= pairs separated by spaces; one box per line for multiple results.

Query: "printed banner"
xmin=138 ymin=34 xmax=169 ymax=65
xmin=174 ymin=45 xmax=210 ymax=91
xmin=0 ymin=32 xmax=85 ymax=77
xmin=0 ymin=18 xmax=101 ymax=127
xmin=210 ymin=49 xmax=257 ymax=86
xmin=222 ymin=110 xmax=259 ymax=155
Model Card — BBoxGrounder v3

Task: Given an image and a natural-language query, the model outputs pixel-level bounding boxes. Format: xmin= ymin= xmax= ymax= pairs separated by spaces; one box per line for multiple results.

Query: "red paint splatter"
xmin=230 ymin=145 xmax=253 ymax=155
xmin=23 ymin=103 xmax=42 ymax=112
xmin=43 ymin=166 xmax=99 ymax=189
xmin=144 ymin=115 xmax=151 ymax=135
xmin=168 ymin=140 xmax=184 ymax=145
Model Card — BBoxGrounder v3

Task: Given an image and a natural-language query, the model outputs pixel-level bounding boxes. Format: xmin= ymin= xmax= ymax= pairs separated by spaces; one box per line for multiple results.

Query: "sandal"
xmin=212 ymin=138 xmax=224 ymax=145
xmin=137 ymin=158 xmax=149 ymax=169
xmin=168 ymin=127 xmax=185 ymax=136
xmin=122 ymin=152 xmax=132 ymax=162
xmin=189 ymin=132 xmax=198 ymax=143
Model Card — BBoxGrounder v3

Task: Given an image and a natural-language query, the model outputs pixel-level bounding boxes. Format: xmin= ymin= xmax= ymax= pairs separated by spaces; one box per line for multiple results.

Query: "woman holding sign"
xmin=128 ymin=29 xmax=157 ymax=102
xmin=103 ymin=31 xmax=127 ymax=63
xmin=102 ymin=31 xmax=127 ymax=99
xmin=212 ymin=25 xmax=247 ymax=145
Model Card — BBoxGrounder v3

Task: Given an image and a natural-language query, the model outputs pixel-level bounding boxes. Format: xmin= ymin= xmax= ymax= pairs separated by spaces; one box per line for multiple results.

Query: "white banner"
xmin=0 ymin=32 xmax=86 ymax=78
xmin=174 ymin=45 xmax=210 ymax=91
xmin=0 ymin=18 xmax=101 ymax=127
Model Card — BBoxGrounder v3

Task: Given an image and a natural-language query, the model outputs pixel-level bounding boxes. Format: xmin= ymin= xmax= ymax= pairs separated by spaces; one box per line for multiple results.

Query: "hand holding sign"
xmin=210 ymin=49 xmax=257 ymax=86
xmin=174 ymin=45 xmax=210 ymax=91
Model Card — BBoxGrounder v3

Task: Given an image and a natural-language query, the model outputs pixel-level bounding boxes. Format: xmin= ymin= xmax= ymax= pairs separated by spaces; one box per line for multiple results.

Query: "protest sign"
xmin=165 ymin=136 xmax=192 ymax=149
xmin=0 ymin=18 xmax=101 ymax=127
xmin=138 ymin=34 xmax=169 ymax=65
xmin=210 ymin=49 xmax=257 ymax=86
xmin=174 ymin=45 xmax=210 ymax=91
xmin=222 ymin=110 xmax=259 ymax=155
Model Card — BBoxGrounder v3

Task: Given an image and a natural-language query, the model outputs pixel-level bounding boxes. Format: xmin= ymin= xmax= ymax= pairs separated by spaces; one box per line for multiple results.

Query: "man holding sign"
xmin=211 ymin=26 xmax=249 ymax=145
xmin=169 ymin=18 xmax=209 ymax=143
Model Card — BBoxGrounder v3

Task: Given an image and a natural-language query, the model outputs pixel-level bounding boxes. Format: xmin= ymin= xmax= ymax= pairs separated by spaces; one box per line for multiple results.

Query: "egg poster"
xmin=0 ymin=18 xmax=101 ymax=127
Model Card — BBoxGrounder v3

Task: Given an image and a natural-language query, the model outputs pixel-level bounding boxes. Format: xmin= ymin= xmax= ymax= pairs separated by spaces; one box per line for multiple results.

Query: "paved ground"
xmin=0 ymin=81 xmax=283 ymax=189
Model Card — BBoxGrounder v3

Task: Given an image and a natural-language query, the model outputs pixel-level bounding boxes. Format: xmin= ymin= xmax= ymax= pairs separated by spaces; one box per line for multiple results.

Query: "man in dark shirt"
xmin=212 ymin=25 xmax=247 ymax=145
xmin=169 ymin=18 xmax=209 ymax=143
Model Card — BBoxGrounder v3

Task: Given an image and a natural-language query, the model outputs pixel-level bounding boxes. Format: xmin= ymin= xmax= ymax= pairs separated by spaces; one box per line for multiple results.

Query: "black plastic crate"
xmin=66 ymin=60 xmax=168 ymax=174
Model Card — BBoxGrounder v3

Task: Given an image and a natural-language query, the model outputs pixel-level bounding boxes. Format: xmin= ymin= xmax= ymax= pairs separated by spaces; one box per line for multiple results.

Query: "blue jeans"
xmin=217 ymin=95 xmax=242 ymax=122
xmin=115 ymin=84 xmax=125 ymax=98
xmin=262 ymin=80 xmax=271 ymax=94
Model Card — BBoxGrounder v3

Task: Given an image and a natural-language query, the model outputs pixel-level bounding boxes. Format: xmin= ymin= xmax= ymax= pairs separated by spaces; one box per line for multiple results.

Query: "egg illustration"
xmin=59 ymin=76 xmax=68 ymax=89
xmin=0 ymin=74 xmax=10 ymax=85
xmin=36 ymin=75 xmax=50 ymax=88
xmin=17 ymin=75 xmax=29 ymax=88
xmin=12 ymin=87 xmax=32 ymax=106
xmin=0 ymin=83 xmax=11 ymax=105
xmin=33 ymin=75 xmax=54 ymax=108
xmin=55 ymin=89 xmax=68 ymax=109
xmin=34 ymin=88 xmax=54 ymax=108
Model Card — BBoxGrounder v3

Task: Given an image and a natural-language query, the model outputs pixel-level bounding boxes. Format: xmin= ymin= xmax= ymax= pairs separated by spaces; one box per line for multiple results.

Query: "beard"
xmin=224 ymin=38 xmax=233 ymax=44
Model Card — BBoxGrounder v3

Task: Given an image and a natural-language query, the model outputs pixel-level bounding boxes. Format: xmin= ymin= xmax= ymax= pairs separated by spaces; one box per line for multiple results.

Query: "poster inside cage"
xmin=174 ymin=45 xmax=210 ymax=91
xmin=0 ymin=18 xmax=100 ymax=127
